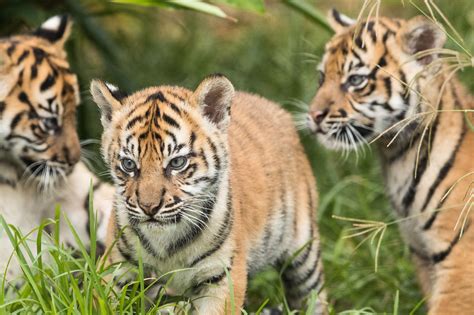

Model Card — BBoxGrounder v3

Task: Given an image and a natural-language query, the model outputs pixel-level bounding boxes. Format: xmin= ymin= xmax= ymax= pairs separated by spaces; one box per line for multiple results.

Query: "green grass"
xmin=0 ymin=0 xmax=473 ymax=313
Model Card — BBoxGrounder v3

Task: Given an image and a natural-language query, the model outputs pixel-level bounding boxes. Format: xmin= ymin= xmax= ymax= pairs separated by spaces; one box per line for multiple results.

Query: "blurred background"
xmin=1 ymin=0 xmax=472 ymax=313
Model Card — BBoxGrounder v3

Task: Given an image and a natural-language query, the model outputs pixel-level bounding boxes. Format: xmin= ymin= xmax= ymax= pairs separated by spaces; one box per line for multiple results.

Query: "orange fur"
xmin=308 ymin=10 xmax=474 ymax=314
xmin=94 ymin=76 xmax=326 ymax=314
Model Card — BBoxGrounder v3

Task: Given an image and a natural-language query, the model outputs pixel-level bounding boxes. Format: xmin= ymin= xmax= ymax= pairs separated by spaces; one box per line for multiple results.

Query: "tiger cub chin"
xmin=307 ymin=9 xmax=473 ymax=314
xmin=91 ymin=75 xmax=326 ymax=314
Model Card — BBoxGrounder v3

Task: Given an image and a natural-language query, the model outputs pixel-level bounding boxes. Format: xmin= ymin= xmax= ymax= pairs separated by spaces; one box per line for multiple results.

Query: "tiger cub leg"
xmin=281 ymin=238 xmax=326 ymax=314
xmin=191 ymin=251 xmax=247 ymax=315
xmin=428 ymin=230 xmax=474 ymax=314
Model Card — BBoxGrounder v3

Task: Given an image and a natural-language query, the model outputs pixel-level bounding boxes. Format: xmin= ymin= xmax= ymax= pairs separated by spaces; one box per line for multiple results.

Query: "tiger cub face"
xmin=0 ymin=15 xmax=80 ymax=186
xmin=307 ymin=10 xmax=447 ymax=150
xmin=91 ymin=75 xmax=233 ymax=227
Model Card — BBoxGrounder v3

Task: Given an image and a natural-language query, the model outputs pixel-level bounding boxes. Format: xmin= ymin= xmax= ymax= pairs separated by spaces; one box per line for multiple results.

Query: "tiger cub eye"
xmin=347 ymin=74 xmax=367 ymax=86
xmin=121 ymin=158 xmax=137 ymax=173
xmin=168 ymin=156 xmax=187 ymax=170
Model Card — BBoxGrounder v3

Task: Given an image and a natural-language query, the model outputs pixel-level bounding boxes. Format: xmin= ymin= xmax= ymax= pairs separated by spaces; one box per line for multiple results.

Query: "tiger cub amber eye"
xmin=121 ymin=158 xmax=137 ymax=173
xmin=169 ymin=156 xmax=187 ymax=170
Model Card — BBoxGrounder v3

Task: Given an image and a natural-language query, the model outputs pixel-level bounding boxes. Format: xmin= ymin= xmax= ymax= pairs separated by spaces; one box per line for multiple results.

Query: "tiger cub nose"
xmin=141 ymin=202 xmax=163 ymax=217
xmin=310 ymin=109 xmax=329 ymax=125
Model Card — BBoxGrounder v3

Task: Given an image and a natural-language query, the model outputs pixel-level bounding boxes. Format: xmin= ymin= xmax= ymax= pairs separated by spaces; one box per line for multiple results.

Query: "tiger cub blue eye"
xmin=169 ymin=156 xmax=187 ymax=170
xmin=348 ymin=74 xmax=367 ymax=86
xmin=121 ymin=158 xmax=137 ymax=173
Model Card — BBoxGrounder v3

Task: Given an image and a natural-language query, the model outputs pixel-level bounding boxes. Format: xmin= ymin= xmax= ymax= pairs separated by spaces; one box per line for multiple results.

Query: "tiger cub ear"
xmin=193 ymin=74 xmax=234 ymax=129
xmin=33 ymin=15 xmax=72 ymax=49
xmin=398 ymin=16 xmax=446 ymax=64
xmin=327 ymin=8 xmax=355 ymax=33
xmin=90 ymin=80 xmax=127 ymax=128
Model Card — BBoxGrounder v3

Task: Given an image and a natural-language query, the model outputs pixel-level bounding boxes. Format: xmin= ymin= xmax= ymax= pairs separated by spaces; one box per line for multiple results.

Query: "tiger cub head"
xmin=307 ymin=9 xmax=447 ymax=150
xmin=0 ymin=15 xmax=81 ymax=187
xmin=91 ymin=75 xmax=234 ymax=226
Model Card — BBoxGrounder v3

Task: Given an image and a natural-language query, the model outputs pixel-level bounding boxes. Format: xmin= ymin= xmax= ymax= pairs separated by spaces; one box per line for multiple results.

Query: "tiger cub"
xmin=0 ymin=15 xmax=114 ymax=279
xmin=92 ymin=74 xmax=326 ymax=314
xmin=307 ymin=9 xmax=473 ymax=314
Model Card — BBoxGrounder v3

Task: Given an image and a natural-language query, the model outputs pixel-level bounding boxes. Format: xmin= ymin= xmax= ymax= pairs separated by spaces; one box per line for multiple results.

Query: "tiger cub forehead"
xmin=105 ymin=86 xmax=211 ymax=162
xmin=118 ymin=86 xmax=193 ymax=110
xmin=321 ymin=17 xmax=403 ymax=68
xmin=110 ymin=86 xmax=198 ymax=130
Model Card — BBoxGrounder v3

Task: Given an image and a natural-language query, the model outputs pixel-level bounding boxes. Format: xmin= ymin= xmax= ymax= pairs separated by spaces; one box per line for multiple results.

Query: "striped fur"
xmin=0 ymin=16 xmax=114 ymax=280
xmin=307 ymin=10 xmax=474 ymax=314
xmin=93 ymin=75 xmax=327 ymax=314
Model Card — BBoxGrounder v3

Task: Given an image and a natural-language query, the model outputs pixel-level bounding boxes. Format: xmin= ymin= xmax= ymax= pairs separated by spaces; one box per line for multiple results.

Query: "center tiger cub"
xmin=91 ymin=75 xmax=326 ymax=314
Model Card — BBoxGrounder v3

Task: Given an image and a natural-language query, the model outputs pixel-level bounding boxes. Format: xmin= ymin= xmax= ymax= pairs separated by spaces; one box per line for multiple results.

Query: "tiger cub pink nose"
xmin=310 ymin=109 xmax=329 ymax=125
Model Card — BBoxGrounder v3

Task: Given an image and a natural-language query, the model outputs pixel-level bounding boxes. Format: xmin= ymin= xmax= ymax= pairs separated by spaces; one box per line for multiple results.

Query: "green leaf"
xmin=282 ymin=0 xmax=332 ymax=33
xmin=215 ymin=0 xmax=265 ymax=13
xmin=111 ymin=0 xmax=229 ymax=19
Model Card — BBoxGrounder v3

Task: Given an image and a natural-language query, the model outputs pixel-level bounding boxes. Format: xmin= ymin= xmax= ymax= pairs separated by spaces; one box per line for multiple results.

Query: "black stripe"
xmin=32 ymin=48 xmax=45 ymax=65
xmin=284 ymin=248 xmax=320 ymax=287
xmin=169 ymin=103 xmax=181 ymax=115
xmin=287 ymin=241 xmax=312 ymax=270
xmin=40 ymin=74 xmax=56 ymax=91
xmin=16 ymin=50 xmax=30 ymax=64
xmin=7 ymin=43 xmax=16 ymax=56
xmin=131 ymin=224 xmax=161 ymax=258
xmin=287 ymin=268 xmax=323 ymax=297
xmin=189 ymin=132 xmax=196 ymax=149
xmin=400 ymin=114 xmax=440 ymax=215
xmin=422 ymin=186 xmax=450 ymax=230
xmin=117 ymin=241 xmax=134 ymax=263
xmin=31 ymin=65 xmax=38 ymax=79
xmin=433 ymin=222 xmax=470 ymax=264
xmin=192 ymin=270 xmax=227 ymax=292
xmin=146 ymin=91 xmax=166 ymax=103
xmin=383 ymin=77 xmax=392 ymax=96
xmin=347 ymin=100 xmax=372 ymax=120
xmin=420 ymin=127 xmax=466 ymax=213
xmin=0 ymin=102 xmax=6 ymax=118
xmin=387 ymin=125 xmax=422 ymax=163
xmin=126 ymin=116 xmax=144 ymax=130
xmin=208 ymin=139 xmax=221 ymax=170
xmin=162 ymin=114 xmax=179 ymax=129
xmin=354 ymin=36 xmax=366 ymax=51
xmin=10 ymin=112 xmax=24 ymax=130
xmin=189 ymin=192 xmax=233 ymax=267
xmin=165 ymin=193 xmax=217 ymax=256
xmin=359 ymin=83 xmax=376 ymax=97
xmin=167 ymin=91 xmax=185 ymax=102
xmin=84 ymin=181 xmax=103 ymax=237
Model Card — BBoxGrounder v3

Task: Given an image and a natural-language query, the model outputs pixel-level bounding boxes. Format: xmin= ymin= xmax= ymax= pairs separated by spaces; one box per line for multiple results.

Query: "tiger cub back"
xmin=92 ymin=74 xmax=326 ymax=314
